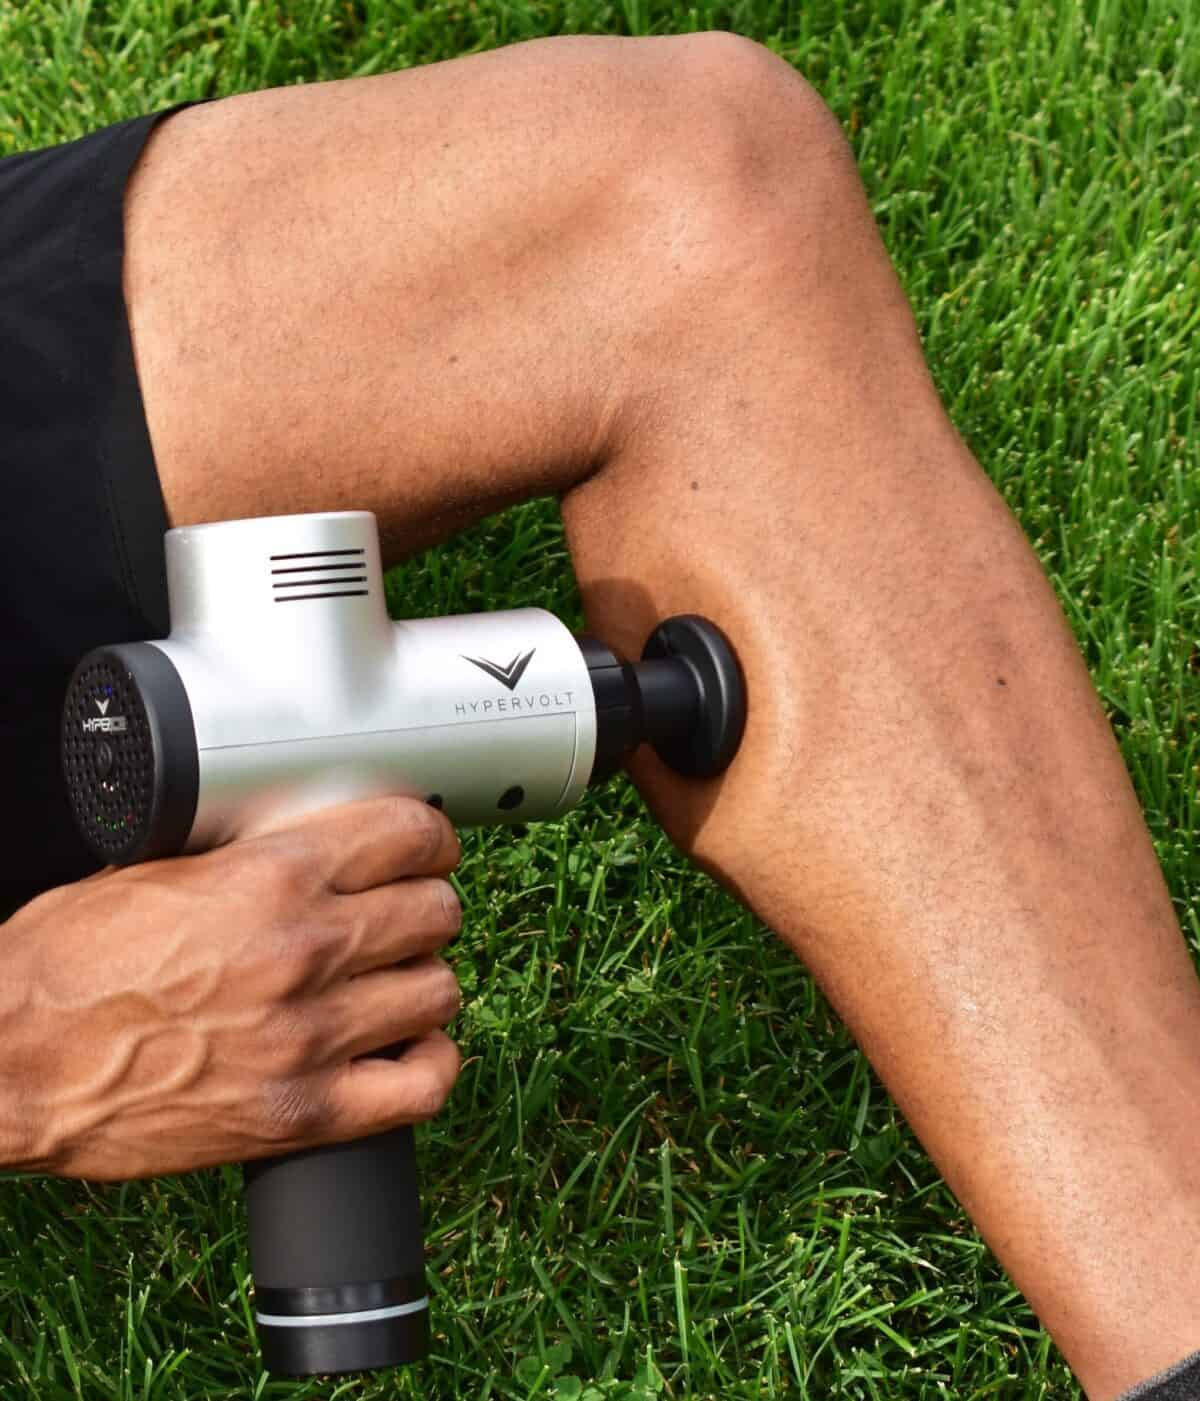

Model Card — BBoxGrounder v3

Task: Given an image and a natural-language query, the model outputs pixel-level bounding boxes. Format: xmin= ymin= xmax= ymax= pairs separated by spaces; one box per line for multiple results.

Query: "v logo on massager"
xmin=95 ymin=698 xmax=111 ymax=715
xmin=461 ymin=648 xmax=537 ymax=691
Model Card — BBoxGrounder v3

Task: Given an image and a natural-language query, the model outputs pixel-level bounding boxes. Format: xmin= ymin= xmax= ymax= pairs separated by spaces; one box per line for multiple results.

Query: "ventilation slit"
xmin=267 ymin=548 xmax=369 ymax=603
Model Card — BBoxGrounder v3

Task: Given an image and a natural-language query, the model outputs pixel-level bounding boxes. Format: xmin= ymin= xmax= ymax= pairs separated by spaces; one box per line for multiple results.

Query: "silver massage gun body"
xmin=60 ymin=510 xmax=745 ymax=1377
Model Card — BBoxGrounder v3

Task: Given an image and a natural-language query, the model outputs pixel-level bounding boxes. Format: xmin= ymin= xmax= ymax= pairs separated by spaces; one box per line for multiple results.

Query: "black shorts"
xmin=0 ymin=105 xmax=199 ymax=918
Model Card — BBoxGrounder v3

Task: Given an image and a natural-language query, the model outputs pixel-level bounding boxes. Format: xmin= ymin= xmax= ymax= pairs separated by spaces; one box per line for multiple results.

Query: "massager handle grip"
xmin=244 ymin=1124 xmax=429 ymax=1375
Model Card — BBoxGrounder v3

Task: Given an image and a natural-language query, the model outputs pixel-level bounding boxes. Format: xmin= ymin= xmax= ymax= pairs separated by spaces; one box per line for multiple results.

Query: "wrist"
xmin=0 ymin=1077 xmax=36 ymax=1173
xmin=0 ymin=911 xmax=50 ymax=1174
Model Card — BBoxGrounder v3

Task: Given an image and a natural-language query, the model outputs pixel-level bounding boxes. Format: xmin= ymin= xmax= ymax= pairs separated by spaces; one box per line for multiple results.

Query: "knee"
xmin=623 ymin=33 xmax=867 ymax=280
xmin=649 ymin=32 xmax=851 ymax=174
xmin=538 ymin=32 xmax=862 ymax=268
xmin=573 ymin=32 xmax=912 ymax=393
xmin=565 ymin=32 xmax=925 ymax=440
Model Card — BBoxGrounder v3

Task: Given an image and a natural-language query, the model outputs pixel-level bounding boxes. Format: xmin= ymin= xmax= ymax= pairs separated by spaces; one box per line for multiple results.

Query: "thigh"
xmin=124 ymin=36 xmax=686 ymax=553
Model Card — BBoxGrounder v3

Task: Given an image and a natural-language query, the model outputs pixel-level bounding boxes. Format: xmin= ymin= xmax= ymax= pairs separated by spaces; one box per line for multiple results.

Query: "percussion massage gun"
xmin=60 ymin=510 xmax=745 ymax=1376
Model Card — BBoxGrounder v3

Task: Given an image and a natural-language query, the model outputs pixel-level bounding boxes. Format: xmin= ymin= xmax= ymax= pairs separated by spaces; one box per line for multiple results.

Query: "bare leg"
xmin=124 ymin=35 xmax=1200 ymax=1398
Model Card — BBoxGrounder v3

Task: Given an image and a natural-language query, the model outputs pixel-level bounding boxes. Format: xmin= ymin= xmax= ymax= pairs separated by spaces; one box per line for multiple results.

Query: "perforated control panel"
xmin=62 ymin=655 xmax=157 ymax=862
xmin=60 ymin=645 xmax=199 ymax=866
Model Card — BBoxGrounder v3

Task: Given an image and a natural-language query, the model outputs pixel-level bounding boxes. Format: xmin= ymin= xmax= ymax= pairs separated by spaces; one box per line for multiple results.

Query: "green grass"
xmin=2 ymin=0 xmax=1199 ymax=1396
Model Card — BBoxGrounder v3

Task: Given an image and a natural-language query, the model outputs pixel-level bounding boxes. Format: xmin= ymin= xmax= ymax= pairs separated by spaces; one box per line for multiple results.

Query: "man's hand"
xmin=0 ymin=796 xmax=463 ymax=1180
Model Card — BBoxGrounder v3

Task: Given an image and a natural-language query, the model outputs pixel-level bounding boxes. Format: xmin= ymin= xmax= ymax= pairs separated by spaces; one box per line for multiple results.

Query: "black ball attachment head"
xmin=582 ymin=614 xmax=746 ymax=783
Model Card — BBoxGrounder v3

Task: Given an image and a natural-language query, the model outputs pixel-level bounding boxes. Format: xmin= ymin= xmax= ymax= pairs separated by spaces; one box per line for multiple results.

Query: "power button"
xmin=95 ymin=741 xmax=115 ymax=778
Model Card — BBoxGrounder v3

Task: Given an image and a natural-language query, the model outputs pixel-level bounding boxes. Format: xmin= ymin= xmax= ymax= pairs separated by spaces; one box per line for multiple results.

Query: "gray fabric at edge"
xmin=1117 ymin=1350 xmax=1200 ymax=1401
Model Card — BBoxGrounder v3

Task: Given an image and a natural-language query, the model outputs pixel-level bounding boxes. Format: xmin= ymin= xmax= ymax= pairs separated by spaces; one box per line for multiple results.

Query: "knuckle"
xmin=263 ymin=1005 xmax=324 ymax=1075
xmin=230 ymin=834 xmax=316 ymax=904
xmin=289 ymin=915 xmax=341 ymax=983
xmin=336 ymin=905 xmax=374 ymax=965
xmin=260 ymin=915 xmax=337 ymax=996
xmin=388 ymin=793 xmax=436 ymax=837
xmin=261 ymin=1078 xmax=329 ymax=1145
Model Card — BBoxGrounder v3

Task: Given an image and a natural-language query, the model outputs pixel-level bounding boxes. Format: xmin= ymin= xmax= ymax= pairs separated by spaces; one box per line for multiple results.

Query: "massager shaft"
xmin=583 ymin=642 xmax=699 ymax=775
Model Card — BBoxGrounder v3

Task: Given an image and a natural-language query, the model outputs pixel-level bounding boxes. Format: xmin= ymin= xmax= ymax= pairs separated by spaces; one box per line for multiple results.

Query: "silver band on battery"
xmin=256 ymin=1296 xmax=429 ymax=1329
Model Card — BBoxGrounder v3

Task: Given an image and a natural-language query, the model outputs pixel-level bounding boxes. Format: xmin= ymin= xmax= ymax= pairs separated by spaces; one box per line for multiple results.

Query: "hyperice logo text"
xmin=82 ymin=695 xmax=127 ymax=734
xmin=456 ymin=647 xmax=574 ymax=718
